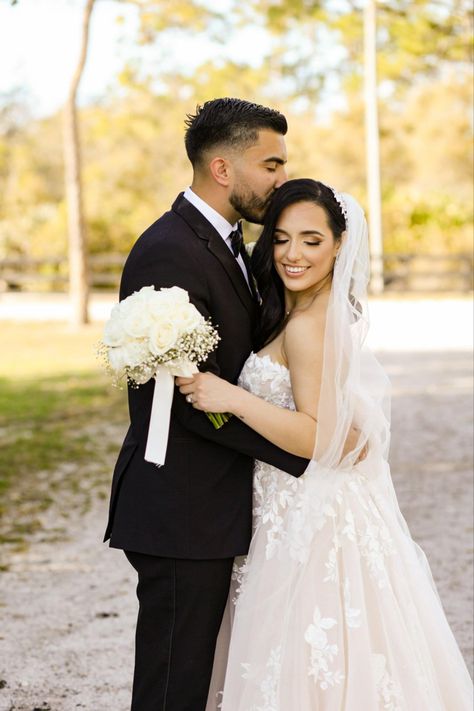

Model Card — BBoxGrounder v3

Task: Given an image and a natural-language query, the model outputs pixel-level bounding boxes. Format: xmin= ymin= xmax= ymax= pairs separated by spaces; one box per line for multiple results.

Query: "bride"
xmin=177 ymin=179 xmax=473 ymax=709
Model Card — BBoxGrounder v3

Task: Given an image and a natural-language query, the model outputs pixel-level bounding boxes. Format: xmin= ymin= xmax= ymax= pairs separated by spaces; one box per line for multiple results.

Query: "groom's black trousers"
xmin=125 ymin=551 xmax=233 ymax=711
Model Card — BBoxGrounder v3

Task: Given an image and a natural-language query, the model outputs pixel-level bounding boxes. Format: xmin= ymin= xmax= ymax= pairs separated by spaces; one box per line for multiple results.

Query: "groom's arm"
xmin=122 ymin=229 xmax=309 ymax=478
xmin=171 ymin=389 xmax=309 ymax=477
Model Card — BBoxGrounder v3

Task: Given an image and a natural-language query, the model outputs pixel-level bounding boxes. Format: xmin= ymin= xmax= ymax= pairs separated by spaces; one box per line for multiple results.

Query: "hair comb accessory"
xmin=328 ymin=185 xmax=348 ymax=225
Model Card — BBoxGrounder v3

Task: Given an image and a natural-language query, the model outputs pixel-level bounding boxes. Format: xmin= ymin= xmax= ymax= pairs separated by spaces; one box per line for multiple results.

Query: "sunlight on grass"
xmin=0 ymin=321 xmax=127 ymax=550
xmin=1 ymin=321 xmax=106 ymax=378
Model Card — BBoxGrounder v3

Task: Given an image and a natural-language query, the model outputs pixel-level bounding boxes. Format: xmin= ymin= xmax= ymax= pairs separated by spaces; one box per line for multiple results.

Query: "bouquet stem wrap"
xmin=144 ymin=365 xmax=182 ymax=466
xmin=144 ymin=361 xmax=230 ymax=466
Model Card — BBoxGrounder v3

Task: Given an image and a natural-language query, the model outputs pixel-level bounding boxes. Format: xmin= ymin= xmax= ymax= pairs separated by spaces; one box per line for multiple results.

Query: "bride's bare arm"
xmin=177 ymin=312 xmax=324 ymax=459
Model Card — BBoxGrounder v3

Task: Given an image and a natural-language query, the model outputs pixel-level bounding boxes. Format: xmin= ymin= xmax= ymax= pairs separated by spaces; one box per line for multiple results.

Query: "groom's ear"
xmin=209 ymin=156 xmax=231 ymax=187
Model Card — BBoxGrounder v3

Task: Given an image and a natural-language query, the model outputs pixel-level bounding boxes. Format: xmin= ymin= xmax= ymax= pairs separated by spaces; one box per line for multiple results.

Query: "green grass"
xmin=0 ymin=372 xmax=123 ymax=491
xmin=0 ymin=321 xmax=127 ymax=550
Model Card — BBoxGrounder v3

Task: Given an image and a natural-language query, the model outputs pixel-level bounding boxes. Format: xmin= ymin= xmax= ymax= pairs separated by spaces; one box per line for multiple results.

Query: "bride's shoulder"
xmin=283 ymin=307 xmax=326 ymax=363
xmin=287 ymin=297 xmax=328 ymax=334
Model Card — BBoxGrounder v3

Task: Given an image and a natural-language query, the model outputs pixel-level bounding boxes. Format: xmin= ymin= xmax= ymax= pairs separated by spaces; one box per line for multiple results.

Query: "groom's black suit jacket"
xmin=104 ymin=194 xmax=308 ymax=559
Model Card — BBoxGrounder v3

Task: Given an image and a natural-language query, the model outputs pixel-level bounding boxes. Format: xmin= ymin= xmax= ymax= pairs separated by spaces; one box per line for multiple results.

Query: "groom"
xmin=104 ymin=98 xmax=308 ymax=710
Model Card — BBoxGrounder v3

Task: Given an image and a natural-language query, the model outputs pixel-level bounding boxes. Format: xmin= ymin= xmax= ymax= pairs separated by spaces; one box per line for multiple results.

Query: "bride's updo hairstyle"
xmin=251 ymin=179 xmax=346 ymax=350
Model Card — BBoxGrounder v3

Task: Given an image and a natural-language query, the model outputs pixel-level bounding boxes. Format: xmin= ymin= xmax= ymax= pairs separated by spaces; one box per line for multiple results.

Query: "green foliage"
xmin=117 ymin=0 xmax=227 ymax=40
xmin=382 ymin=189 xmax=473 ymax=254
xmin=250 ymin=0 xmax=472 ymax=92
xmin=0 ymin=68 xmax=471 ymax=261
xmin=245 ymin=0 xmax=324 ymax=30
xmin=0 ymin=0 xmax=471 ymax=265
xmin=81 ymin=90 xmax=193 ymax=254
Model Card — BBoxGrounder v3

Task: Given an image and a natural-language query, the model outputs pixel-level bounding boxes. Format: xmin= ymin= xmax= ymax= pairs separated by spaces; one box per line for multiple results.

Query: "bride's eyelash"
xmin=272 ymin=238 xmax=322 ymax=246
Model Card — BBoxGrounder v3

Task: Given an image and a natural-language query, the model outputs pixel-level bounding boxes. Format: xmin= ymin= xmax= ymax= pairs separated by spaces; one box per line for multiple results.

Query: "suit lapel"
xmin=172 ymin=193 xmax=256 ymax=315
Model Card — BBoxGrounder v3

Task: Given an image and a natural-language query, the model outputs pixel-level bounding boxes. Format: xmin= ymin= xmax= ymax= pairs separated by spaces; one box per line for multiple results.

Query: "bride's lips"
xmin=281 ymin=265 xmax=310 ymax=278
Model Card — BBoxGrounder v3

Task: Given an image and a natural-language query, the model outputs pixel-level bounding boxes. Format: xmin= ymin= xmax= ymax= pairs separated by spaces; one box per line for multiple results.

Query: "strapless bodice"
xmin=238 ymin=352 xmax=295 ymax=411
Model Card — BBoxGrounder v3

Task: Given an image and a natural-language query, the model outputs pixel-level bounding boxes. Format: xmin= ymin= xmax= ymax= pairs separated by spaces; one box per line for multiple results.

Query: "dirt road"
xmin=0 ymin=349 xmax=472 ymax=710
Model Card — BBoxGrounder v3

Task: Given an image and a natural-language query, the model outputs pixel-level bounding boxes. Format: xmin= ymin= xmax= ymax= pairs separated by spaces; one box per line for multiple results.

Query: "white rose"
xmin=147 ymin=299 xmax=169 ymax=323
xmin=122 ymin=339 xmax=149 ymax=368
xmin=110 ymin=301 xmax=123 ymax=318
xmin=117 ymin=295 xmax=133 ymax=320
xmin=122 ymin=301 xmax=153 ymax=339
xmin=120 ymin=285 xmax=156 ymax=317
xmin=135 ymin=285 xmax=156 ymax=298
xmin=136 ymin=286 xmax=160 ymax=310
xmin=103 ymin=309 xmax=127 ymax=347
xmin=149 ymin=319 xmax=179 ymax=356
xmin=158 ymin=286 xmax=189 ymax=306
xmin=107 ymin=346 xmax=128 ymax=374
xmin=142 ymin=286 xmax=191 ymax=323
xmin=174 ymin=302 xmax=204 ymax=334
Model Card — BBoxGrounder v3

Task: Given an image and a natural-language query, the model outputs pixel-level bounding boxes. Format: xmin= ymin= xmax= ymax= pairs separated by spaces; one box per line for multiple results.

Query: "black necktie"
xmin=229 ymin=224 xmax=243 ymax=258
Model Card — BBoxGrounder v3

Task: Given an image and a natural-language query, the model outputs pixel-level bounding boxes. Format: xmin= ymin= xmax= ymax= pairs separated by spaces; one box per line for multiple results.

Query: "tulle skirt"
xmin=206 ymin=458 xmax=473 ymax=710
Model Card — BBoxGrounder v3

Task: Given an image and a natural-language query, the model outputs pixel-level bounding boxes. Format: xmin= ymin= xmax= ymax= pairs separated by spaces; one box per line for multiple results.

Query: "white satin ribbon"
xmin=144 ymin=361 xmax=197 ymax=466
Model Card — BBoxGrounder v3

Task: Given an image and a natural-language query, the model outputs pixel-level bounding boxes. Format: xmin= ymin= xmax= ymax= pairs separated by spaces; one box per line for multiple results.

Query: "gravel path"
xmin=0 ymin=349 xmax=472 ymax=711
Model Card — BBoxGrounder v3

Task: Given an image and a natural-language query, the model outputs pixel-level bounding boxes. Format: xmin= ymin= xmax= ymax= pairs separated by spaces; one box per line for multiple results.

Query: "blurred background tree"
xmin=63 ymin=0 xmax=95 ymax=326
xmin=0 ymin=0 xmax=471 ymax=290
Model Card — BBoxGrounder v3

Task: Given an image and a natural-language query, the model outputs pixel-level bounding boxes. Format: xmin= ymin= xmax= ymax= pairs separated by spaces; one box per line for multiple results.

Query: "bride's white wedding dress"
xmin=206 ymin=351 xmax=473 ymax=711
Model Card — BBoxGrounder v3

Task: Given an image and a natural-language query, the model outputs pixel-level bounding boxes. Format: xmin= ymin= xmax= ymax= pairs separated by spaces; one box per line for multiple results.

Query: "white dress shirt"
xmin=183 ymin=187 xmax=251 ymax=289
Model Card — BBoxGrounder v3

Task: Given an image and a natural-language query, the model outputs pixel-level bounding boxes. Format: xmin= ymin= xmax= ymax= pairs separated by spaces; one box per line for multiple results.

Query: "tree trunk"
xmin=63 ymin=0 xmax=95 ymax=326
xmin=364 ymin=0 xmax=384 ymax=294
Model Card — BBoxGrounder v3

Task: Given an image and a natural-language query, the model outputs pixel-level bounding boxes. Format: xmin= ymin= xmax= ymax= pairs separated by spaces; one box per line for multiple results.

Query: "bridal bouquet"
xmin=99 ymin=285 xmax=229 ymax=465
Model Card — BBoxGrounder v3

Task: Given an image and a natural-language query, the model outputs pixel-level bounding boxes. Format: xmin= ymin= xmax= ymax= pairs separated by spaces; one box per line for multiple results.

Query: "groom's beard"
xmin=229 ymin=187 xmax=274 ymax=224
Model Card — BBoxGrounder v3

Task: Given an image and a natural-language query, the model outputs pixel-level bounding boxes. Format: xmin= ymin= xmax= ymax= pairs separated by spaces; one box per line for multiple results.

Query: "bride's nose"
xmin=286 ymin=239 xmax=302 ymax=262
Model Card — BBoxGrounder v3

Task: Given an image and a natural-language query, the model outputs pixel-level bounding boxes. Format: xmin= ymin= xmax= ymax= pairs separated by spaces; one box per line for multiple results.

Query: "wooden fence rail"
xmin=0 ymin=253 xmax=472 ymax=293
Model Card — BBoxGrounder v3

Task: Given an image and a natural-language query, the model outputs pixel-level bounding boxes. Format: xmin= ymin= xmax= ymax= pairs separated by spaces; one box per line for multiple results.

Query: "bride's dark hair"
xmin=251 ymin=178 xmax=346 ymax=350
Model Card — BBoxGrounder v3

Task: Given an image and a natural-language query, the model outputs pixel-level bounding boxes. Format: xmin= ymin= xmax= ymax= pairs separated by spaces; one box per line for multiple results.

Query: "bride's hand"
xmin=176 ymin=372 xmax=237 ymax=413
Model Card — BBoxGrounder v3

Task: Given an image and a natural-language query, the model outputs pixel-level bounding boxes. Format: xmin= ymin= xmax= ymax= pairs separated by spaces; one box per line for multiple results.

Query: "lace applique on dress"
xmin=238 ymin=353 xmax=304 ymax=558
xmin=231 ymin=556 xmax=250 ymax=605
xmin=372 ymin=653 xmax=403 ymax=711
xmin=304 ymin=607 xmax=344 ymax=690
xmin=241 ymin=645 xmax=282 ymax=711
xmin=322 ymin=475 xmax=396 ymax=589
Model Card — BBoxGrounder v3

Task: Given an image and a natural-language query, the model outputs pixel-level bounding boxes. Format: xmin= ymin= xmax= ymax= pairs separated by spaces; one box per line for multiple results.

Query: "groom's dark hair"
xmin=184 ymin=98 xmax=288 ymax=167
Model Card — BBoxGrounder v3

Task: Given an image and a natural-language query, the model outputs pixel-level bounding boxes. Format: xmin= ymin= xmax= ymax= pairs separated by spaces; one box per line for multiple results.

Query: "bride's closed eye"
xmin=273 ymin=238 xmax=322 ymax=246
